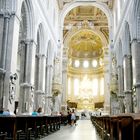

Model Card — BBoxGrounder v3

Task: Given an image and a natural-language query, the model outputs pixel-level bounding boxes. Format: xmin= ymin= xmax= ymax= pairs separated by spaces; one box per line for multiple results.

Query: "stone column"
xmin=123 ymin=55 xmax=133 ymax=113
xmin=62 ymin=59 xmax=67 ymax=105
xmin=0 ymin=11 xmax=15 ymax=109
xmin=45 ymin=64 xmax=53 ymax=115
xmin=35 ymin=54 xmax=46 ymax=109
xmin=52 ymin=57 xmax=61 ymax=113
xmin=53 ymin=95 xmax=60 ymax=113
xmin=117 ymin=65 xmax=125 ymax=113
xmin=131 ymin=40 xmax=140 ymax=113
xmin=18 ymin=40 xmax=36 ymax=114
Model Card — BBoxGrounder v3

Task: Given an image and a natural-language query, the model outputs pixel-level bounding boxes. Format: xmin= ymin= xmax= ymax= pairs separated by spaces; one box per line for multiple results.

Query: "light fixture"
xmin=83 ymin=60 xmax=89 ymax=68
xmin=75 ymin=60 xmax=80 ymax=67
xmin=92 ymin=60 xmax=97 ymax=67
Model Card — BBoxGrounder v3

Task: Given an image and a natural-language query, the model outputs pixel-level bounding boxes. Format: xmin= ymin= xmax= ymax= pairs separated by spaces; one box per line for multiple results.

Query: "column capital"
xmin=45 ymin=95 xmax=53 ymax=99
xmin=54 ymin=57 xmax=60 ymax=64
xmin=36 ymin=54 xmax=46 ymax=58
xmin=124 ymin=90 xmax=132 ymax=94
xmin=47 ymin=64 xmax=53 ymax=68
xmin=133 ymin=83 xmax=140 ymax=88
xmin=117 ymin=65 xmax=122 ymax=69
xmin=62 ymin=70 xmax=67 ymax=73
xmin=0 ymin=11 xmax=15 ymax=18
xmin=20 ymin=39 xmax=37 ymax=46
xmin=20 ymin=82 xmax=33 ymax=88
xmin=0 ymin=68 xmax=6 ymax=75
xmin=123 ymin=54 xmax=132 ymax=59
xmin=131 ymin=39 xmax=140 ymax=45
xmin=118 ymin=94 xmax=125 ymax=98
xmin=35 ymin=90 xmax=45 ymax=95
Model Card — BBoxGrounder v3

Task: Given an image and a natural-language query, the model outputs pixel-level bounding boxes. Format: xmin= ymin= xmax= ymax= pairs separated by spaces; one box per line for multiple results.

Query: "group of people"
xmin=0 ymin=107 xmax=43 ymax=116
xmin=0 ymin=109 xmax=15 ymax=116
xmin=32 ymin=107 xmax=43 ymax=116
xmin=67 ymin=109 xmax=77 ymax=126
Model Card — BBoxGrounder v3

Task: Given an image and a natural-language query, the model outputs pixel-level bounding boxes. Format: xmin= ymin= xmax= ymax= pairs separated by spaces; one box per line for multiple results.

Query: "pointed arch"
xmin=47 ymin=40 xmax=55 ymax=65
xmin=122 ymin=21 xmax=131 ymax=55
xmin=36 ymin=23 xmax=46 ymax=54
xmin=116 ymin=40 xmax=123 ymax=66
xmin=19 ymin=0 xmax=35 ymax=39
xmin=131 ymin=0 xmax=140 ymax=40
xmin=60 ymin=1 xmax=113 ymax=41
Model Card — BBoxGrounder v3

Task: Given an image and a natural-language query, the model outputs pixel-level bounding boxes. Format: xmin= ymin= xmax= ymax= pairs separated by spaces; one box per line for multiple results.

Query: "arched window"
xmin=92 ymin=59 xmax=98 ymax=67
xmin=68 ymin=77 xmax=71 ymax=95
xmin=83 ymin=60 xmax=89 ymax=68
xmin=74 ymin=78 xmax=79 ymax=96
xmin=100 ymin=77 xmax=104 ymax=95
xmin=75 ymin=60 xmax=80 ymax=67
xmin=92 ymin=78 xmax=98 ymax=96
xmin=117 ymin=0 xmax=121 ymax=22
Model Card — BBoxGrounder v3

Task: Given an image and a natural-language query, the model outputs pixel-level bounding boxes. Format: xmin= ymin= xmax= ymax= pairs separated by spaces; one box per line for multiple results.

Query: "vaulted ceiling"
xmin=63 ymin=5 xmax=109 ymax=74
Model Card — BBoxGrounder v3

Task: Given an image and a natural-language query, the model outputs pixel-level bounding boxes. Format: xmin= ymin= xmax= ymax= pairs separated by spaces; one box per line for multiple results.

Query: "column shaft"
xmin=117 ymin=65 xmax=125 ymax=113
xmin=18 ymin=40 xmax=36 ymax=113
xmin=45 ymin=65 xmax=53 ymax=114
xmin=62 ymin=70 xmax=67 ymax=104
xmin=131 ymin=40 xmax=140 ymax=113
xmin=123 ymin=55 xmax=133 ymax=113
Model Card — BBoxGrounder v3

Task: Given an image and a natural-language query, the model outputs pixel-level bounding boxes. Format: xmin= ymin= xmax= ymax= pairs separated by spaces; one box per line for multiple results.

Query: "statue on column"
xmin=29 ymin=86 xmax=34 ymax=109
xmin=9 ymin=73 xmax=18 ymax=104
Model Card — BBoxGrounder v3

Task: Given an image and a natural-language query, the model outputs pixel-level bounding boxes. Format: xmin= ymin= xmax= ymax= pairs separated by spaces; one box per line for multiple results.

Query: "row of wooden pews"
xmin=91 ymin=113 xmax=140 ymax=140
xmin=0 ymin=115 xmax=61 ymax=140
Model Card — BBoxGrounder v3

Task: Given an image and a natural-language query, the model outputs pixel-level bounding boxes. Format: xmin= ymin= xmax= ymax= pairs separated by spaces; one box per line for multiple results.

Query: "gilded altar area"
xmin=63 ymin=6 xmax=109 ymax=110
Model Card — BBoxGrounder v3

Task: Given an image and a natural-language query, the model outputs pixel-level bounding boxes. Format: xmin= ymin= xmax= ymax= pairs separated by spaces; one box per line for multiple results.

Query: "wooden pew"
xmin=91 ymin=114 xmax=140 ymax=140
xmin=0 ymin=132 xmax=7 ymax=140
xmin=0 ymin=116 xmax=16 ymax=140
xmin=131 ymin=114 xmax=140 ymax=140
xmin=0 ymin=115 xmax=61 ymax=140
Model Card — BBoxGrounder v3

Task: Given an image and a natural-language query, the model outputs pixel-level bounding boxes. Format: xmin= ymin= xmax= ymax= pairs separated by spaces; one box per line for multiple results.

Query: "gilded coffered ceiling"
xmin=58 ymin=0 xmax=113 ymax=10
xmin=69 ymin=30 xmax=103 ymax=58
xmin=64 ymin=6 xmax=108 ymax=62
xmin=63 ymin=6 xmax=109 ymax=43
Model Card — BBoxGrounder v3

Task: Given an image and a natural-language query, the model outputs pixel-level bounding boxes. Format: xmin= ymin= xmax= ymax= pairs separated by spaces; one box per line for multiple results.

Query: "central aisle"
xmin=41 ymin=120 xmax=101 ymax=140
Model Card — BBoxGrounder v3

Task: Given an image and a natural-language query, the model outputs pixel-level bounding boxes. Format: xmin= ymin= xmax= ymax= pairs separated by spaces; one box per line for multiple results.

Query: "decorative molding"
xmin=20 ymin=39 xmax=37 ymax=46
xmin=36 ymin=54 xmax=46 ymax=58
xmin=0 ymin=68 xmax=6 ymax=75
xmin=20 ymin=82 xmax=33 ymax=88
xmin=0 ymin=10 xmax=15 ymax=18
xmin=133 ymin=83 xmax=140 ymax=88
xmin=124 ymin=90 xmax=132 ymax=94
xmin=35 ymin=90 xmax=45 ymax=95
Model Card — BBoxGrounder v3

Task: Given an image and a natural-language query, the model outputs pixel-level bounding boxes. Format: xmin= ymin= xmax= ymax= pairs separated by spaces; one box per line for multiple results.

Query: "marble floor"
xmin=41 ymin=120 xmax=101 ymax=140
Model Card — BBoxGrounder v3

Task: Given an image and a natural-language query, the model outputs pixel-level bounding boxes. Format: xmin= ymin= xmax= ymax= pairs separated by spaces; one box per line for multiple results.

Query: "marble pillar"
xmin=35 ymin=54 xmax=46 ymax=109
xmin=45 ymin=64 xmax=53 ymax=115
xmin=117 ymin=65 xmax=125 ymax=113
xmin=52 ymin=57 xmax=61 ymax=113
xmin=61 ymin=58 xmax=67 ymax=105
xmin=62 ymin=69 xmax=67 ymax=105
xmin=0 ymin=11 xmax=15 ymax=109
xmin=123 ymin=55 xmax=133 ymax=113
xmin=18 ymin=40 xmax=36 ymax=114
xmin=131 ymin=40 xmax=140 ymax=113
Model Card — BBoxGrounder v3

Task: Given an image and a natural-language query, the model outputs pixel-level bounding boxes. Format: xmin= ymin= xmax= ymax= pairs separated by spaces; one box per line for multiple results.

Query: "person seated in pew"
xmin=0 ymin=109 xmax=3 ymax=115
xmin=37 ymin=107 xmax=43 ymax=115
xmin=32 ymin=109 xmax=38 ymax=116
xmin=2 ymin=109 xmax=15 ymax=116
